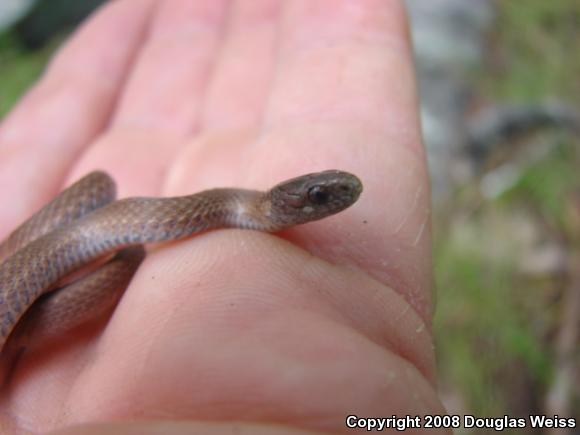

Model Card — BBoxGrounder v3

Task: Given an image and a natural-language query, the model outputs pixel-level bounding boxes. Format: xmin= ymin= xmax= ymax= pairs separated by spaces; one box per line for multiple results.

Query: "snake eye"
xmin=308 ymin=185 xmax=330 ymax=204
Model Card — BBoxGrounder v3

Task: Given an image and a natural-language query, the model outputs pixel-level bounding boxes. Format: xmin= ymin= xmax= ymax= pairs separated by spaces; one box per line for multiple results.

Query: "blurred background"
xmin=0 ymin=1 xmax=578 ymax=433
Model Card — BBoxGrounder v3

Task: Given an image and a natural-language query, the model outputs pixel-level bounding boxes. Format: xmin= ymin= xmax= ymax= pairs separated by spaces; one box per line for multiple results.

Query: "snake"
xmin=0 ymin=170 xmax=362 ymax=355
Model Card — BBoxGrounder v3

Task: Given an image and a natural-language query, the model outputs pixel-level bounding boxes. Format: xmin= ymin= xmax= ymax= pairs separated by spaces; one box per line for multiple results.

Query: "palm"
xmin=0 ymin=1 xmax=442 ymax=434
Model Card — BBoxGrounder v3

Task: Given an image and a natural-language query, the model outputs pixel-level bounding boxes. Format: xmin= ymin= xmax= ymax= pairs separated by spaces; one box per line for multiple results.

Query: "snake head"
xmin=267 ymin=170 xmax=363 ymax=228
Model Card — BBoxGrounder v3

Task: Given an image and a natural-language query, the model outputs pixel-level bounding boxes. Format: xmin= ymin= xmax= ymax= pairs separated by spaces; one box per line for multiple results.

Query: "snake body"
xmin=0 ymin=170 xmax=362 ymax=353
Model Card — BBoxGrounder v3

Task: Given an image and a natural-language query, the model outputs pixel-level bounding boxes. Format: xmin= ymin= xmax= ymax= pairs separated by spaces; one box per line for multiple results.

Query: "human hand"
xmin=0 ymin=1 xmax=445 ymax=433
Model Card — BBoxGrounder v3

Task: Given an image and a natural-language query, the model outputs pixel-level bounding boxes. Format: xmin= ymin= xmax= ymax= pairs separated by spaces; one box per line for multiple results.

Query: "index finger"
xmin=264 ymin=0 xmax=431 ymax=320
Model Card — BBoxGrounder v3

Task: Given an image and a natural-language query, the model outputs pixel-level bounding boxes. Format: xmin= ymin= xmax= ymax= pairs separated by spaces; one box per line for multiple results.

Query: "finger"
xmin=263 ymin=0 xmax=431 ymax=320
xmin=201 ymin=0 xmax=282 ymax=130
xmin=32 ymin=234 xmax=443 ymax=433
xmin=0 ymin=0 xmax=155 ymax=236
xmin=112 ymin=0 xmax=230 ymax=137
xmin=72 ymin=0 xmax=232 ymax=195
xmin=48 ymin=421 xmax=324 ymax=435
xmin=266 ymin=0 xmax=416 ymax=131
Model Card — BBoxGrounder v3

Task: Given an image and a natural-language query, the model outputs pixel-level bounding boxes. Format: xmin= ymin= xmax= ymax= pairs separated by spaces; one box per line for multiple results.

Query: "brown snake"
xmin=0 ymin=170 xmax=362 ymax=354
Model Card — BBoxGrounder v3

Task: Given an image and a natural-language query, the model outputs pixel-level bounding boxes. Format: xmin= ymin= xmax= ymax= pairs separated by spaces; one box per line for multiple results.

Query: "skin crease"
xmin=0 ymin=0 xmax=448 ymax=434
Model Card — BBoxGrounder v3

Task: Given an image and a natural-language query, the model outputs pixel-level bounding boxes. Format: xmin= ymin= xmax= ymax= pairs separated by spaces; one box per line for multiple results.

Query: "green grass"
xmin=0 ymin=33 xmax=55 ymax=117
xmin=434 ymin=146 xmax=579 ymax=421
xmin=485 ymin=0 xmax=580 ymax=100
xmin=435 ymin=1 xmax=580 ymax=424
xmin=434 ymin=205 xmax=555 ymax=415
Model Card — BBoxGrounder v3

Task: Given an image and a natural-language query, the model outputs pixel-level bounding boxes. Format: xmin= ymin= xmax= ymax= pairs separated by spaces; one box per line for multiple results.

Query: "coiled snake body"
xmin=0 ymin=170 xmax=362 ymax=354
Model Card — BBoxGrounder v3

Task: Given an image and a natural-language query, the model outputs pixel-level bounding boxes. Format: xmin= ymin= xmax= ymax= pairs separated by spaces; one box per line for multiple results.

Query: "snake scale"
xmin=0 ymin=170 xmax=362 ymax=354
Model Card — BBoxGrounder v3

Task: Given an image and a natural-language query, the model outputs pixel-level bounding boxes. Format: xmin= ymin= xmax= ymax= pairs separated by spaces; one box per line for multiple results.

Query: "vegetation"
xmin=0 ymin=34 xmax=54 ymax=116
xmin=435 ymin=1 xmax=580 ymax=429
xmin=1 ymin=2 xmax=578 ymax=431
